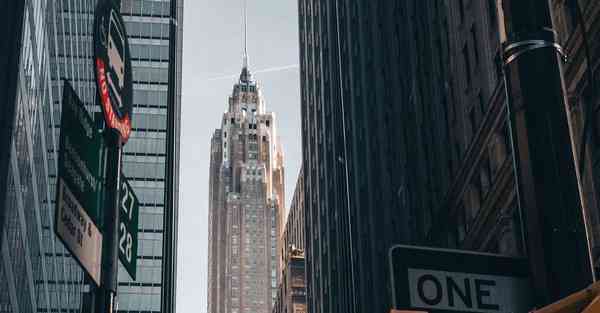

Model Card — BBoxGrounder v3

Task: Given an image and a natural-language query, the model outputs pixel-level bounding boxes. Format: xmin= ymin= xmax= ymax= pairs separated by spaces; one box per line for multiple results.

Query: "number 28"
xmin=119 ymin=222 xmax=132 ymax=262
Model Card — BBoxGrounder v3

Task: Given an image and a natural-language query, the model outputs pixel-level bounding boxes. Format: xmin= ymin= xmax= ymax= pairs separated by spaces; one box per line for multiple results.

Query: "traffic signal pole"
xmin=502 ymin=0 xmax=594 ymax=306
xmin=95 ymin=128 xmax=123 ymax=313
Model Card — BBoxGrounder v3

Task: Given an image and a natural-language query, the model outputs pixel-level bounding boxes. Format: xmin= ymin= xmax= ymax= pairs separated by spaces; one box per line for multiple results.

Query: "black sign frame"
xmin=388 ymin=245 xmax=532 ymax=313
xmin=93 ymin=0 xmax=133 ymax=143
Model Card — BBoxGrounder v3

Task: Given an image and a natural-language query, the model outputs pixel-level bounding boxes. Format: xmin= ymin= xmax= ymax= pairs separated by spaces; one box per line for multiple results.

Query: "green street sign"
xmin=119 ymin=174 xmax=139 ymax=280
xmin=55 ymin=81 xmax=104 ymax=286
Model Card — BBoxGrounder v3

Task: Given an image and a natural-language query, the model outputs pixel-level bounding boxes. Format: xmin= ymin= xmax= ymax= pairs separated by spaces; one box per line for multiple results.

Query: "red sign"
xmin=95 ymin=58 xmax=131 ymax=141
xmin=93 ymin=1 xmax=133 ymax=143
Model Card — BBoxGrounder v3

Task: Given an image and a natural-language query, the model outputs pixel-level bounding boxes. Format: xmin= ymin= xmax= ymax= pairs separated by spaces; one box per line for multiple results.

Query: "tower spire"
xmin=239 ymin=0 xmax=251 ymax=82
xmin=242 ymin=0 xmax=248 ymax=69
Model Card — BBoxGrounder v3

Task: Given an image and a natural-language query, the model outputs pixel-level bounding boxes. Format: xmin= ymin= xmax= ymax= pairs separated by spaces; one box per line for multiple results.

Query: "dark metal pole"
xmin=95 ymin=128 xmax=122 ymax=313
xmin=502 ymin=0 xmax=594 ymax=306
xmin=160 ymin=0 xmax=180 ymax=312
xmin=0 ymin=0 xmax=26 ymax=245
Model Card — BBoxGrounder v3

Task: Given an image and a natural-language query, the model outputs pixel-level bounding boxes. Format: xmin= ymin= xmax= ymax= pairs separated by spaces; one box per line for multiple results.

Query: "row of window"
xmin=122 ymin=0 xmax=171 ymax=17
xmin=133 ymin=66 xmax=169 ymax=84
xmin=125 ymin=21 xmax=170 ymax=39
xmin=131 ymin=44 xmax=170 ymax=61
xmin=134 ymin=89 xmax=168 ymax=107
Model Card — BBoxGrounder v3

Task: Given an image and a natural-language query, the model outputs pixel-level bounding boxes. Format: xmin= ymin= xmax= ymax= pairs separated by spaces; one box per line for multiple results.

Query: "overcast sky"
xmin=176 ymin=1 xmax=301 ymax=313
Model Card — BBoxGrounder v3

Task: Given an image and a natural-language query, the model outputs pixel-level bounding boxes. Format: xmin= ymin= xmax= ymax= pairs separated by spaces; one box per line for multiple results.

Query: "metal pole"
xmin=502 ymin=0 xmax=594 ymax=306
xmin=95 ymin=128 xmax=122 ymax=313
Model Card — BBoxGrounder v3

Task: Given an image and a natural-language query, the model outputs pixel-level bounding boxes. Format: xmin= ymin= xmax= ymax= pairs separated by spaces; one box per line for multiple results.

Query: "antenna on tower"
xmin=242 ymin=0 xmax=248 ymax=69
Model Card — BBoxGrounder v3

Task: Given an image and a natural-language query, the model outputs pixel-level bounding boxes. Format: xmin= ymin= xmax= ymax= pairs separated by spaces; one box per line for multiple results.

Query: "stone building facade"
xmin=207 ymin=65 xmax=285 ymax=313
xmin=273 ymin=169 xmax=306 ymax=313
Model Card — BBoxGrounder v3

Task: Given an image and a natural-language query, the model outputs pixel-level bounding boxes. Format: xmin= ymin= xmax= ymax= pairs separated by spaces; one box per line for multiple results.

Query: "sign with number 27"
xmin=119 ymin=174 xmax=139 ymax=279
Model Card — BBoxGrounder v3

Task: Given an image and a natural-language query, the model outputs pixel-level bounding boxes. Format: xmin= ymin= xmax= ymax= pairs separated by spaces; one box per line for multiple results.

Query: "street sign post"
xmin=55 ymin=81 xmax=104 ymax=286
xmin=389 ymin=245 xmax=533 ymax=313
xmin=119 ymin=174 xmax=139 ymax=279
xmin=93 ymin=1 xmax=134 ymax=312
xmin=94 ymin=0 xmax=133 ymax=143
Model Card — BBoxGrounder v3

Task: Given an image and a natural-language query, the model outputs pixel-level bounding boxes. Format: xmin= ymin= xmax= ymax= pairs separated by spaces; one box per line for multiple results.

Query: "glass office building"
xmin=0 ymin=1 xmax=182 ymax=313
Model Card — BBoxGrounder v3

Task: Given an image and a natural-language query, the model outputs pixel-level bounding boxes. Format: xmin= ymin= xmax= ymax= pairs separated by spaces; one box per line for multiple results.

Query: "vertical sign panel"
xmin=119 ymin=174 xmax=139 ymax=279
xmin=55 ymin=81 xmax=104 ymax=286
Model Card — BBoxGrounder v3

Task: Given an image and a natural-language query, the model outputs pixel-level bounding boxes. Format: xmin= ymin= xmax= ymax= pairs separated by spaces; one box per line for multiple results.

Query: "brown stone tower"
xmin=207 ymin=53 xmax=284 ymax=313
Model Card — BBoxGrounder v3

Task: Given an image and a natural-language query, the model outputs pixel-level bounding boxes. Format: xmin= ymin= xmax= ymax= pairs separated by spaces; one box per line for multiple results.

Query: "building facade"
xmin=272 ymin=253 xmax=306 ymax=313
xmin=298 ymin=0 xmax=600 ymax=312
xmin=0 ymin=0 xmax=182 ymax=313
xmin=550 ymin=0 xmax=600 ymax=268
xmin=273 ymin=169 xmax=306 ymax=313
xmin=118 ymin=1 xmax=182 ymax=312
xmin=207 ymin=64 xmax=285 ymax=313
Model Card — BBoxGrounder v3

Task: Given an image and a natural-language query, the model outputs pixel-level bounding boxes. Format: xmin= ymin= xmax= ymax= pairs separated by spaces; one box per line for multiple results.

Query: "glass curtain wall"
xmin=0 ymin=0 xmax=181 ymax=313
xmin=0 ymin=0 xmax=99 ymax=312
xmin=117 ymin=1 xmax=180 ymax=313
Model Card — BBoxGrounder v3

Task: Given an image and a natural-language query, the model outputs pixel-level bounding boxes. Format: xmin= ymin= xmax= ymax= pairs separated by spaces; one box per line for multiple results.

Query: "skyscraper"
xmin=117 ymin=1 xmax=182 ymax=312
xmin=298 ymin=0 xmax=600 ymax=312
xmin=297 ymin=1 xmax=518 ymax=313
xmin=207 ymin=58 xmax=285 ymax=313
xmin=0 ymin=0 xmax=182 ymax=312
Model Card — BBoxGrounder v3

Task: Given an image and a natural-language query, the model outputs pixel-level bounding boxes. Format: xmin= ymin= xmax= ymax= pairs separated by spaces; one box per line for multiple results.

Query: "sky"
xmin=176 ymin=2 xmax=301 ymax=313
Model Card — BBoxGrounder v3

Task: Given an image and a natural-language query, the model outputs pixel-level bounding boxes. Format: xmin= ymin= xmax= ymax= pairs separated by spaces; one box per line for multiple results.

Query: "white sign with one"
xmin=56 ymin=179 xmax=103 ymax=285
xmin=407 ymin=269 xmax=530 ymax=313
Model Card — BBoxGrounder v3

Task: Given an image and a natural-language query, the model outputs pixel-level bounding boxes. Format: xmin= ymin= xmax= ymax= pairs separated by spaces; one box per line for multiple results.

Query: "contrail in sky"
xmin=206 ymin=64 xmax=299 ymax=81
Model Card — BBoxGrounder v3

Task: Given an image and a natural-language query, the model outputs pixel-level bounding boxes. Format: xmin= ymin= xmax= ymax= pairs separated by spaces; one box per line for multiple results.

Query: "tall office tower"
xmin=0 ymin=1 xmax=182 ymax=313
xmin=207 ymin=60 xmax=285 ymax=313
xmin=118 ymin=1 xmax=182 ymax=313
xmin=298 ymin=1 xmax=426 ymax=313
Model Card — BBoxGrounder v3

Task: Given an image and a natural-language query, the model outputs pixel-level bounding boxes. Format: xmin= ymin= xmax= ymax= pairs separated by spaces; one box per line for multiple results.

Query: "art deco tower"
xmin=207 ymin=17 xmax=285 ymax=313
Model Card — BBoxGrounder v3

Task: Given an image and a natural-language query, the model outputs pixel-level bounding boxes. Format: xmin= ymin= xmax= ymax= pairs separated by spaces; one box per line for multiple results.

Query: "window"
xmin=481 ymin=158 xmax=491 ymax=194
xmin=479 ymin=93 xmax=486 ymax=116
xmin=457 ymin=206 xmax=467 ymax=242
xmin=471 ymin=26 xmax=479 ymax=65
xmin=459 ymin=0 xmax=465 ymax=23
xmin=469 ymin=180 xmax=482 ymax=222
xmin=565 ymin=1 xmax=579 ymax=33
xmin=469 ymin=107 xmax=477 ymax=139
xmin=488 ymin=0 xmax=497 ymax=28
xmin=463 ymin=45 xmax=472 ymax=87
